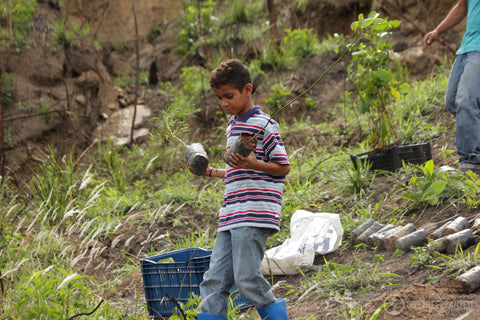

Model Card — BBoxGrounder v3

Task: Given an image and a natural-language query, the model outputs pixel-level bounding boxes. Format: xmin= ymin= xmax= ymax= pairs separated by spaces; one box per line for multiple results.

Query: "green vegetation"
xmin=282 ymin=28 xmax=321 ymax=66
xmin=2 ymin=1 xmax=478 ymax=319
xmin=409 ymin=242 xmax=480 ymax=278
xmin=176 ymin=0 xmax=342 ymax=69
xmin=0 ymin=72 xmax=15 ymax=104
xmin=349 ymin=12 xmax=409 ymax=149
xmin=114 ymin=71 xmax=149 ymax=88
xmin=0 ymin=0 xmax=36 ymax=51
xmin=265 ymin=82 xmax=292 ymax=115
xmin=178 ymin=0 xmax=215 ymax=56
xmin=308 ymin=256 xmax=401 ymax=297
xmin=53 ymin=17 xmax=91 ymax=50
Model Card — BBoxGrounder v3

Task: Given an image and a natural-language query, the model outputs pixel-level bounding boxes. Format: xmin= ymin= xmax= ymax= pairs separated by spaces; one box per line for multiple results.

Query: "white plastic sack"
xmin=261 ymin=210 xmax=343 ymax=275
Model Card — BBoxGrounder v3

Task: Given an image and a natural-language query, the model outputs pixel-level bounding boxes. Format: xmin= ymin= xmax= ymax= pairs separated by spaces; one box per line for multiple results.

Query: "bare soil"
xmin=4 ymin=0 xmax=480 ymax=319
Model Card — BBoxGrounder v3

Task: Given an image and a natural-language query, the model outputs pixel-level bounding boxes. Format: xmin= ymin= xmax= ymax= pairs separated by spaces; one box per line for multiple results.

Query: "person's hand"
xmin=185 ymin=159 xmax=211 ymax=176
xmin=228 ymin=152 xmax=256 ymax=169
xmin=424 ymin=30 xmax=439 ymax=48
xmin=184 ymin=159 xmax=194 ymax=174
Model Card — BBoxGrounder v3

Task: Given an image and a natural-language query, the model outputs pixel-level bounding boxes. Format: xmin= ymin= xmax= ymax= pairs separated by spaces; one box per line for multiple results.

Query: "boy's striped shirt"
xmin=219 ymin=106 xmax=289 ymax=232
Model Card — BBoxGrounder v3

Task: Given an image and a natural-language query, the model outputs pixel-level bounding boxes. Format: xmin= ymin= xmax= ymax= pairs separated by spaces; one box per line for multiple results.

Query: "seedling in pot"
xmin=223 ymin=133 xmax=257 ymax=164
xmin=185 ymin=143 xmax=209 ymax=176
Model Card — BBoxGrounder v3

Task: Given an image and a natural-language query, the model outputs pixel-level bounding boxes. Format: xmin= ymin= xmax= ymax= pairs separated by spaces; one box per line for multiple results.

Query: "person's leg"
xmin=199 ymin=230 xmax=235 ymax=317
xmin=445 ymin=55 xmax=464 ymax=116
xmin=455 ymin=51 xmax=480 ymax=164
xmin=230 ymin=227 xmax=289 ymax=320
xmin=230 ymin=227 xmax=276 ymax=308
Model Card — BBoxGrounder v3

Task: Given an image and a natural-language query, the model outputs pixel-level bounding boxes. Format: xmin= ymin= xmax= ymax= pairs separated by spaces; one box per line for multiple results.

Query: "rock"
xmin=93 ymin=104 xmax=152 ymax=146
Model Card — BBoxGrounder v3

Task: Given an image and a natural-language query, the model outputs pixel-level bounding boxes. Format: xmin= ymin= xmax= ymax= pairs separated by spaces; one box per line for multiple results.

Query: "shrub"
xmin=282 ymin=28 xmax=320 ymax=67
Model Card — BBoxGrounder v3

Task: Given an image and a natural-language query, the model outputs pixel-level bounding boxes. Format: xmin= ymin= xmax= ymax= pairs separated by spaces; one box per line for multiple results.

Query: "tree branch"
xmin=66 ymin=300 xmax=104 ymax=320
xmin=130 ymin=0 xmax=140 ymax=145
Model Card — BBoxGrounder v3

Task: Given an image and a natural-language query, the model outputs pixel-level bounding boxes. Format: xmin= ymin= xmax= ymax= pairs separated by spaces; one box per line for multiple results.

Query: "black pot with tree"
xmin=348 ymin=12 xmax=432 ymax=172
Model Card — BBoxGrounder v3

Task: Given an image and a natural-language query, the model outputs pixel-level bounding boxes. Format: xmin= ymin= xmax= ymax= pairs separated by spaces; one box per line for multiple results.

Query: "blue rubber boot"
xmin=196 ymin=312 xmax=228 ymax=320
xmin=257 ymin=299 xmax=289 ymax=320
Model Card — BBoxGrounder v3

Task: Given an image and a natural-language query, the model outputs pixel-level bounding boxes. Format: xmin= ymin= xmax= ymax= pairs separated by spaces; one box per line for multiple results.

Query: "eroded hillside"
xmin=2 ymin=0 xmax=461 ymax=183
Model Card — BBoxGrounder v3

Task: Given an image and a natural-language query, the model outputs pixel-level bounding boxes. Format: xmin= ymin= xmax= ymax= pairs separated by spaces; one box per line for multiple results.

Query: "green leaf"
xmin=429 ymin=180 xmax=448 ymax=194
xmin=424 ymin=159 xmax=434 ymax=175
xmin=375 ymin=69 xmax=393 ymax=83
xmin=391 ymin=20 xmax=402 ymax=28
xmin=368 ymin=11 xmax=380 ymax=19
xmin=403 ymin=192 xmax=420 ymax=201
xmin=399 ymin=82 xmax=411 ymax=93
xmin=351 ymin=21 xmax=359 ymax=32
xmin=390 ymin=86 xmax=401 ymax=99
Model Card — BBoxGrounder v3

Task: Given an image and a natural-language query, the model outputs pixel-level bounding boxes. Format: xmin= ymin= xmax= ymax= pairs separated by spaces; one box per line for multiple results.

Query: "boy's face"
xmin=212 ymin=83 xmax=253 ymax=117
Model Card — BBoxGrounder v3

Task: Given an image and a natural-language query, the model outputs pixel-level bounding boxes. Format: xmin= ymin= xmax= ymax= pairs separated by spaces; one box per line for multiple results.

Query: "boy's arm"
xmin=185 ymin=160 xmax=226 ymax=178
xmin=204 ymin=167 xmax=226 ymax=178
xmin=228 ymin=152 xmax=290 ymax=176
xmin=424 ymin=0 xmax=467 ymax=48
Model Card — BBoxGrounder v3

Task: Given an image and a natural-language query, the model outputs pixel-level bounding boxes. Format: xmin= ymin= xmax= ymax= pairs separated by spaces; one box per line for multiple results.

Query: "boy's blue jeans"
xmin=445 ymin=51 xmax=480 ymax=164
xmin=199 ymin=227 xmax=276 ymax=317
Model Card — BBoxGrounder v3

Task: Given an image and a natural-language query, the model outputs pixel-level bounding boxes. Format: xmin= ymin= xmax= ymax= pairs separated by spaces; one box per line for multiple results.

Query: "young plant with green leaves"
xmin=0 ymin=73 xmax=15 ymax=105
xmin=349 ymin=12 xmax=409 ymax=150
xmin=7 ymin=267 xmax=95 ymax=319
xmin=336 ymin=299 xmax=386 ymax=320
xmin=178 ymin=0 xmax=215 ymax=56
xmin=265 ymin=82 xmax=292 ymax=115
xmin=330 ymin=157 xmax=376 ymax=197
xmin=282 ymin=28 xmax=321 ymax=67
xmin=402 ymin=160 xmax=478 ymax=208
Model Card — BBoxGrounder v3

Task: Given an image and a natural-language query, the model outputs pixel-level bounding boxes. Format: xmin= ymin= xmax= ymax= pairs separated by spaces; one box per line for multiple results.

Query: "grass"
xmin=2 ymin=65 xmax=456 ymax=318
xmin=307 ymin=256 xmax=401 ymax=298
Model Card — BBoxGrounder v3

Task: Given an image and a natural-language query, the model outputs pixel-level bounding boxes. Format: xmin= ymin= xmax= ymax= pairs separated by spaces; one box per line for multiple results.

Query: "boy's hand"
xmin=185 ymin=159 xmax=211 ymax=176
xmin=228 ymin=152 xmax=256 ymax=169
xmin=228 ymin=152 xmax=290 ymax=176
xmin=184 ymin=159 xmax=194 ymax=174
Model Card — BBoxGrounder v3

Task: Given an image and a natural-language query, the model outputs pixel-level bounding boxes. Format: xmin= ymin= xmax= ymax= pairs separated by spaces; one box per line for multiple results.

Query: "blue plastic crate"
xmin=141 ymin=248 xmax=253 ymax=318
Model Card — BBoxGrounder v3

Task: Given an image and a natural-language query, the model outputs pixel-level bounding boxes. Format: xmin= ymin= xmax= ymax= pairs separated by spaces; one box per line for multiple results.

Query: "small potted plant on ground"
xmin=348 ymin=12 xmax=432 ymax=171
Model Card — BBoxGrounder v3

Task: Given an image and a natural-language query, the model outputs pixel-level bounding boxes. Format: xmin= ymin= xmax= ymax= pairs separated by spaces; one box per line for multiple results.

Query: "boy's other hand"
xmin=184 ymin=159 xmax=194 ymax=174
xmin=185 ymin=159 xmax=211 ymax=176
xmin=228 ymin=152 xmax=256 ymax=169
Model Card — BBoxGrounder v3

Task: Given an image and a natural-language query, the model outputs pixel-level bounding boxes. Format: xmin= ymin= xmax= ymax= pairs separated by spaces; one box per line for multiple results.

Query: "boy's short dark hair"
xmin=209 ymin=59 xmax=252 ymax=92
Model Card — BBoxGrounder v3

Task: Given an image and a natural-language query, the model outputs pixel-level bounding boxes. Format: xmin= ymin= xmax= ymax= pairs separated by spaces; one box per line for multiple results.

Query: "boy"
xmin=188 ymin=59 xmax=290 ymax=320
xmin=424 ymin=0 xmax=480 ymax=173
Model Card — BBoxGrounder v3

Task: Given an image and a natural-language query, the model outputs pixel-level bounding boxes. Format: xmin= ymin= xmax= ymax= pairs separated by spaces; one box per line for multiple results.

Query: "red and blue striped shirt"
xmin=219 ymin=106 xmax=289 ymax=232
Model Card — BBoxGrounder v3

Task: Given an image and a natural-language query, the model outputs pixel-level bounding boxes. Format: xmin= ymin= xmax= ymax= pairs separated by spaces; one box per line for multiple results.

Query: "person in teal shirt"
xmin=424 ymin=0 xmax=480 ymax=173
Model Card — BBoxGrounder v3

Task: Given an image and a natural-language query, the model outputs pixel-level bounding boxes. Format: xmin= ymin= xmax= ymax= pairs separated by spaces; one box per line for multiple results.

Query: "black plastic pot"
xmin=185 ymin=143 xmax=209 ymax=175
xmin=350 ymin=142 xmax=432 ymax=172
xmin=223 ymin=134 xmax=257 ymax=163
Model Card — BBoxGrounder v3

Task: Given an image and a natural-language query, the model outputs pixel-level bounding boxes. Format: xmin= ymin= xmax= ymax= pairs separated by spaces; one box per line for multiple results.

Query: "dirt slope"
xmin=3 ymin=0 xmax=462 ymax=180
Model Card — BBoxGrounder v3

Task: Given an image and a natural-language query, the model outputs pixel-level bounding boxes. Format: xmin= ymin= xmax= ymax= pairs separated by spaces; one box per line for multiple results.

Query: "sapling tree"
xmin=349 ymin=12 xmax=410 ymax=150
